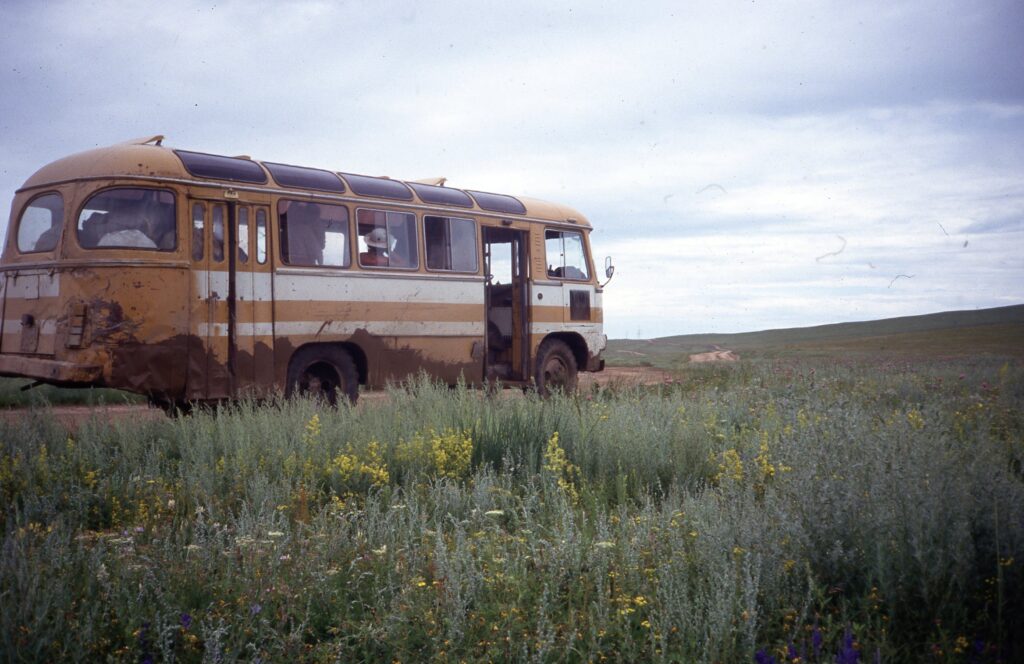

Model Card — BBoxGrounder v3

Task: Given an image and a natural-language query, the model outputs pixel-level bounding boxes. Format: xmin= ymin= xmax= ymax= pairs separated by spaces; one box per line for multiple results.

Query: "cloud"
xmin=0 ymin=0 xmax=1021 ymax=337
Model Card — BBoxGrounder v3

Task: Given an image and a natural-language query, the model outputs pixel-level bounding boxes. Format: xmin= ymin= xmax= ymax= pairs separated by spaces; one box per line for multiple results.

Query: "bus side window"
xmin=238 ymin=207 xmax=250 ymax=263
xmin=357 ymin=208 xmax=417 ymax=269
xmin=256 ymin=209 xmax=267 ymax=264
xmin=212 ymin=206 xmax=225 ymax=262
xmin=279 ymin=200 xmax=349 ymax=267
xmin=425 ymin=215 xmax=477 ymax=273
xmin=192 ymin=203 xmax=204 ymax=261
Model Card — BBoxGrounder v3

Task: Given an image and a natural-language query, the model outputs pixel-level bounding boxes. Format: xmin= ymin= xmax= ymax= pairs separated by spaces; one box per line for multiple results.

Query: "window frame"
xmin=355 ymin=207 xmax=420 ymax=271
xmin=423 ymin=214 xmax=479 ymax=274
xmin=191 ymin=201 xmax=205 ymax=261
xmin=544 ymin=228 xmax=591 ymax=281
xmin=75 ymin=186 xmax=178 ymax=252
xmin=16 ymin=191 xmax=64 ymax=255
xmin=277 ymin=199 xmax=351 ymax=268
xmin=255 ymin=209 xmax=268 ymax=265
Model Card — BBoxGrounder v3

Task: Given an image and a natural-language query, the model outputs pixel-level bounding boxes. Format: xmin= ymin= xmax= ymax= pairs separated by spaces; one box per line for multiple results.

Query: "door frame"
xmin=482 ymin=226 xmax=530 ymax=382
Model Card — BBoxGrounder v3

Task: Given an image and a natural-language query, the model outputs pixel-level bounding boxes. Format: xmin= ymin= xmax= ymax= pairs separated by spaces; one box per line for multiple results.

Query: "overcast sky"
xmin=1 ymin=0 xmax=1022 ymax=338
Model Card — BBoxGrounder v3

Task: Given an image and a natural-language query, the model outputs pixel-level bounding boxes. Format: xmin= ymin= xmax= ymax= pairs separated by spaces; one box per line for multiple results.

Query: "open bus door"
xmin=482 ymin=227 xmax=529 ymax=383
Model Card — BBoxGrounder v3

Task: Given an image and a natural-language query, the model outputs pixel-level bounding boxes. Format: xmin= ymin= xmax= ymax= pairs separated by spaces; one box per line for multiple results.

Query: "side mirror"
xmin=601 ymin=256 xmax=615 ymax=286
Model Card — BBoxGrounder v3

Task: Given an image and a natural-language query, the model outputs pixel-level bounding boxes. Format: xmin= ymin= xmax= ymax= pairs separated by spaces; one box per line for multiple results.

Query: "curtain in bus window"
xmin=279 ymin=200 xmax=349 ymax=267
xmin=17 ymin=193 xmax=64 ymax=253
xmin=77 ymin=188 xmax=176 ymax=251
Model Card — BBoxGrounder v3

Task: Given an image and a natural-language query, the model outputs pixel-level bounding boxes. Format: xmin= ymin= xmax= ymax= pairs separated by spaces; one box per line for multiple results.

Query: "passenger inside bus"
xmin=360 ymin=227 xmax=391 ymax=266
xmin=78 ymin=189 xmax=175 ymax=250
xmin=32 ymin=217 xmax=62 ymax=252
xmin=148 ymin=204 xmax=176 ymax=250
xmin=96 ymin=208 xmax=158 ymax=249
xmin=79 ymin=212 xmax=109 ymax=247
xmin=357 ymin=208 xmax=416 ymax=268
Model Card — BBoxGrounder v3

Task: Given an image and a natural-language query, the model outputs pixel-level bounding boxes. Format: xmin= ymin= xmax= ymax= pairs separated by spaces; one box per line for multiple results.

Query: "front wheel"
xmin=286 ymin=346 xmax=359 ymax=405
xmin=534 ymin=338 xmax=578 ymax=397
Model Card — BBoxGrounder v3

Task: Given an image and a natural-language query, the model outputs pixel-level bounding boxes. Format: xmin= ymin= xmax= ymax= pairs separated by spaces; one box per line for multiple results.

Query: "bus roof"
xmin=19 ymin=136 xmax=591 ymax=228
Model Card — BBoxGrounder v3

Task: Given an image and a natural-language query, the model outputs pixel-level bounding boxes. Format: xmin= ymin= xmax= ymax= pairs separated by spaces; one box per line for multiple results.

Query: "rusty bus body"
xmin=0 ymin=136 xmax=606 ymax=405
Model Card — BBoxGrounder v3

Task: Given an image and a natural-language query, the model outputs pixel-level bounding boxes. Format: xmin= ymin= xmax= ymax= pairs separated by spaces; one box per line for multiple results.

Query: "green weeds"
xmin=1 ymin=360 xmax=1022 ymax=661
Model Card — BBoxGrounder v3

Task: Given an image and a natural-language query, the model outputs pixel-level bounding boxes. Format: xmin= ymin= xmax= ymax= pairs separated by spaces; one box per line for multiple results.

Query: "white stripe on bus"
xmin=3 ymin=319 xmax=58 ymax=335
xmin=3 ymin=272 xmax=61 ymax=299
xmin=192 ymin=271 xmax=484 ymax=304
xmin=198 ymin=320 xmax=484 ymax=338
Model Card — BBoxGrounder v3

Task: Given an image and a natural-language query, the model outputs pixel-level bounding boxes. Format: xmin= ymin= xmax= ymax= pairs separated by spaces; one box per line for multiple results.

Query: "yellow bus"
xmin=0 ymin=136 xmax=610 ymax=406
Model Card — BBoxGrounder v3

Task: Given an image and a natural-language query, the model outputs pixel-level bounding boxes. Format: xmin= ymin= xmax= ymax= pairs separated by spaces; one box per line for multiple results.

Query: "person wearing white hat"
xmin=360 ymin=226 xmax=392 ymax=266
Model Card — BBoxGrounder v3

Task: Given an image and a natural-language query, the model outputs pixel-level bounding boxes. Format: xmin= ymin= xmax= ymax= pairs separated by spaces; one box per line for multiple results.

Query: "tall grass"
xmin=2 ymin=359 xmax=1022 ymax=662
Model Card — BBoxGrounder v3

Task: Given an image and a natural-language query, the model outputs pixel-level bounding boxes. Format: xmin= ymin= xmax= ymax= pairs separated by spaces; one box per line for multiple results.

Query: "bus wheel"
xmin=287 ymin=346 xmax=359 ymax=405
xmin=149 ymin=397 xmax=192 ymax=417
xmin=534 ymin=338 xmax=578 ymax=397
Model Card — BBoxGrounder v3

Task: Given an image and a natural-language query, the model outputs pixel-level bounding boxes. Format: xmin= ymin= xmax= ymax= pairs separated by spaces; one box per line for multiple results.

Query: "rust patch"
xmin=87 ymin=298 xmax=142 ymax=345
xmin=108 ymin=334 xmax=190 ymax=398
xmin=275 ymin=329 xmax=483 ymax=392
xmin=230 ymin=340 xmax=278 ymax=398
xmin=349 ymin=328 xmax=481 ymax=389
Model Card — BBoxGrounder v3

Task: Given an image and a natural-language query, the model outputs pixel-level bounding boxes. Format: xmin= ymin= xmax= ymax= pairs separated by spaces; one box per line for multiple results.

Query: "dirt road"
xmin=2 ymin=365 xmax=684 ymax=430
xmin=688 ymin=350 xmax=740 ymax=363
xmin=1 ymin=403 xmax=166 ymax=430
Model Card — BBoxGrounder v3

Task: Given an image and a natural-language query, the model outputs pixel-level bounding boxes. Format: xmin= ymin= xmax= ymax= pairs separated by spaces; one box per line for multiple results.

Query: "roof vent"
xmin=411 ymin=177 xmax=447 ymax=186
xmin=121 ymin=135 xmax=165 ymax=146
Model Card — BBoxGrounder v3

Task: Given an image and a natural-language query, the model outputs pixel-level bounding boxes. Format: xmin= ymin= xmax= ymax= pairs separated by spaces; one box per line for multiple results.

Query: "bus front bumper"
xmin=0 ymin=354 xmax=103 ymax=386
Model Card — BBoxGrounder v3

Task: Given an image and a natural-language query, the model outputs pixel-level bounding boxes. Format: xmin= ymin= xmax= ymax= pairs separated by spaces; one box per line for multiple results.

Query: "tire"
xmin=149 ymin=397 xmax=193 ymax=417
xmin=286 ymin=346 xmax=359 ymax=405
xmin=534 ymin=338 xmax=578 ymax=397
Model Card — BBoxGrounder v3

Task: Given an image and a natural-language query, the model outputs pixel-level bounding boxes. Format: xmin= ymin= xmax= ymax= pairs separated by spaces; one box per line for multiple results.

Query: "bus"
xmin=0 ymin=136 xmax=610 ymax=406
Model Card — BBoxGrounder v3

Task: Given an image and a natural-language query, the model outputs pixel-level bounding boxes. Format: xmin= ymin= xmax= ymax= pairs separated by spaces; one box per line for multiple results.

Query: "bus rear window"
xmin=78 ymin=188 xmax=176 ymax=251
xmin=17 ymin=193 xmax=64 ymax=253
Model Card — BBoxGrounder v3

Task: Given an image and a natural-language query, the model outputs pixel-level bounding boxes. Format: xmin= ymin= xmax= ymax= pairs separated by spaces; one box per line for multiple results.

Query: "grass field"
xmin=3 ymin=356 xmax=1023 ymax=662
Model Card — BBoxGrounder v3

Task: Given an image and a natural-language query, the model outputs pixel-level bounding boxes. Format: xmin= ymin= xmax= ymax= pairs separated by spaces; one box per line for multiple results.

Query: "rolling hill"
xmin=606 ymin=304 xmax=1024 ymax=368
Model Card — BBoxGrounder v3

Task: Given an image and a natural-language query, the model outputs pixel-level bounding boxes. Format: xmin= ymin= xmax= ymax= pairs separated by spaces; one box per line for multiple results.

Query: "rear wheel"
xmin=534 ymin=338 xmax=578 ymax=397
xmin=286 ymin=346 xmax=359 ymax=405
xmin=149 ymin=397 xmax=193 ymax=418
